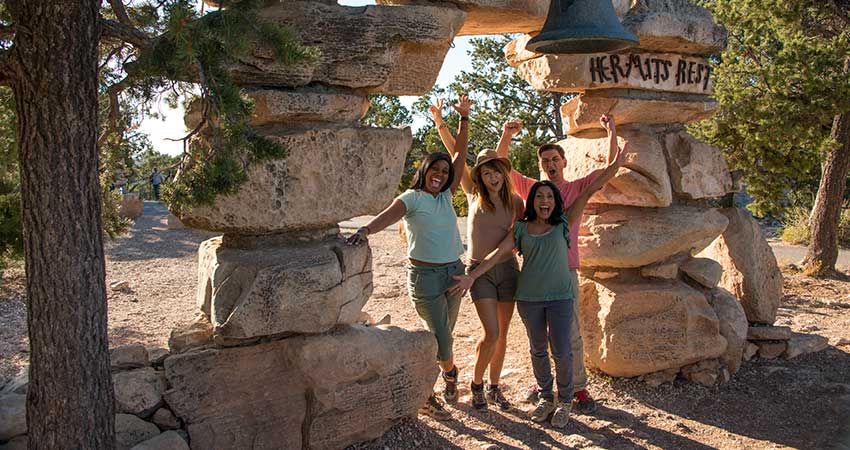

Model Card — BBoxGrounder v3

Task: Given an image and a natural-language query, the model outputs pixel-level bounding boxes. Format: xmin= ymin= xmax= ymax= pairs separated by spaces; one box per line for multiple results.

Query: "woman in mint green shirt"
xmin=346 ymin=96 xmax=470 ymax=421
xmin=452 ymin=147 xmax=624 ymax=428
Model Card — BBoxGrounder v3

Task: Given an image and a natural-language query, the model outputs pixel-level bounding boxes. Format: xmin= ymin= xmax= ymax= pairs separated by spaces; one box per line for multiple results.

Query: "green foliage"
xmin=363 ymin=95 xmax=413 ymax=128
xmin=127 ymin=0 xmax=317 ymax=214
xmin=0 ymin=87 xmax=20 ymax=268
xmin=780 ymin=204 xmax=850 ymax=248
xmin=693 ymin=0 xmax=850 ymax=216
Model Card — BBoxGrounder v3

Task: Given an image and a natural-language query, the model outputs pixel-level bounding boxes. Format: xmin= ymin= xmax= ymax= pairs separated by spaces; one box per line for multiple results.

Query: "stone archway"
xmin=161 ymin=1 xmax=785 ymax=448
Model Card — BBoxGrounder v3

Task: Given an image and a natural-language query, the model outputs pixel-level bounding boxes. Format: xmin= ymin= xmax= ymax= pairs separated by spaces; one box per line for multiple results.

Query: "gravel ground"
xmin=2 ymin=202 xmax=850 ymax=450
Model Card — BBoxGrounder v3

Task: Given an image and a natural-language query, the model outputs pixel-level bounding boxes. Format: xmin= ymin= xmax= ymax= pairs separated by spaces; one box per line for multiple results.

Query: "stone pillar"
xmin=164 ymin=3 xmax=467 ymax=449
xmin=506 ymin=0 xmax=774 ymax=385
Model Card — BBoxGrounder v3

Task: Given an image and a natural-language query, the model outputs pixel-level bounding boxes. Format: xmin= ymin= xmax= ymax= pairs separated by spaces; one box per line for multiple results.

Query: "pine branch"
xmin=97 ymin=76 xmax=132 ymax=147
xmin=107 ymin=0 xmax=134 ymax=28
xmin=100 ymin=17 xmax=151 ymax=50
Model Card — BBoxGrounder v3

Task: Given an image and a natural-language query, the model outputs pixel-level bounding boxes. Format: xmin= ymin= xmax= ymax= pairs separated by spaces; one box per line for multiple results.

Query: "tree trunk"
xmin=803 ymin=110 xmax=850 ymax=276
xmin=7 ymin=1 xmax=115 ymax=448
xmin=550 ymin=92 xmax=565 ymax=141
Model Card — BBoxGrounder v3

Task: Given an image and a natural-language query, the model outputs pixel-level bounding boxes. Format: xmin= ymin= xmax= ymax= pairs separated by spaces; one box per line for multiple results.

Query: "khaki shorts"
xmin=469 ymin=258 xmax=519 ymax=302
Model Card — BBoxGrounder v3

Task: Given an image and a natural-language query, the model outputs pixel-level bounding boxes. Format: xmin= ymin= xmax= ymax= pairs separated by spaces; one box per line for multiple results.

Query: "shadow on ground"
xmin=106 ymin=201 xmax=216 ymax=262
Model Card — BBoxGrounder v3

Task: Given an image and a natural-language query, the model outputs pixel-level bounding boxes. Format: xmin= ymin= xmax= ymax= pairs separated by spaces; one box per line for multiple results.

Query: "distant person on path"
xmin=430 ymin=102 xmax=524 ymax=412
xmin=498 ymin=115 xmax=626 ymax=415
xmin=346 ymin=96 xmax=471 ymax=421
xmin=150 ymin=168 xmax=163 ymax=201
xmin=451 ymin=144 xmax=624 ymax=427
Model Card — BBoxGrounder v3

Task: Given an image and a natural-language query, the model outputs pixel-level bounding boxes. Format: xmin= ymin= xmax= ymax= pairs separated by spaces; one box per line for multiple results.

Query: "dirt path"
xmin=2 ymin=204 xmax=850 ymax=450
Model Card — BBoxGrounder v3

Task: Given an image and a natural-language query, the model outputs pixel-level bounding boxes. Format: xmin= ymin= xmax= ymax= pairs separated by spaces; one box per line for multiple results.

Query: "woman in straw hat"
xmin=431 ymin=101 xmax=524 ymax=411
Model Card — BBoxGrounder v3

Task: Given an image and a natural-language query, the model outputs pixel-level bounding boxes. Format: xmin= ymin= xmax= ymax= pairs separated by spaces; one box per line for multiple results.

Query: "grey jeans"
xmin=516 ymin=299 xmax=574 ymax=403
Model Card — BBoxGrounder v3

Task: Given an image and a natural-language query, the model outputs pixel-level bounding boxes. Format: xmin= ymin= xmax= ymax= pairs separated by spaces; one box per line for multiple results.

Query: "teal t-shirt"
xmin=398 ymin=189 xmax=464 ymax=264
xmin=513 ymin=220 xmax=574 ymax=302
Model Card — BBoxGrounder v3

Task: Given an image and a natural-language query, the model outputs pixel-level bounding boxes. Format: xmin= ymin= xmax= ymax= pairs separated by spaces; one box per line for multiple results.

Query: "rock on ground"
xmin=128 ymin=431 xmax=189 ymax=450
xmin=116 ymin=413 xmax=160 ymax=450
xmin=0 ymin=393 xmax=26 ymax=442
xmin=697 ymin=207 xmax=783 ymax=324
xmin=111 ymin=344 xmax=150 ymax=370
xmin=164 ymin=325 xmax=437 ymax=450
xmin=579 ymin=277 xmax=727 ymax=377
xmin=113 ymin=368 xmax=166 ymax=418
xmin=708 ymin=289 xmax=748 ymax=373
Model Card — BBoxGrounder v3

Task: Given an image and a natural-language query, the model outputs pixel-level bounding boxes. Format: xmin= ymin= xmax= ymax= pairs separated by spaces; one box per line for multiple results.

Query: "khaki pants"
xmin=569 ymin=269 xmax=587 ymax=392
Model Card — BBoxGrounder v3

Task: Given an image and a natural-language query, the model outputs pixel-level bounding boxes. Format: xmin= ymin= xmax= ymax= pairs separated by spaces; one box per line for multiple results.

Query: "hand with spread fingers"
xmin=346 ymin=226 xmax=369 ymax=246
xmin=451 ymin=95 xmax=471 ymax=118
xmin=429 ymin=98 xmax=445 ymax=126
xmin=448 ymin=274 xmax=474 ymax=297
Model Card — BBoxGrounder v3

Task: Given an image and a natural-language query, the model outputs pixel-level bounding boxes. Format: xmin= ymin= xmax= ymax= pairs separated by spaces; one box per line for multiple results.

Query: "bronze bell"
xmin=526 ymin=0 xmax=639 ymax=54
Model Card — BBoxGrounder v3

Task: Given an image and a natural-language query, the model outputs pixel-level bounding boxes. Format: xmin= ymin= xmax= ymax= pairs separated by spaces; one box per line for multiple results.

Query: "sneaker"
xmin=471 ymin=382 xmax=487 ymax=410
xmin=486 ymin=384 xmax=512 ymax=410
xmin=572 ymin=389 xmax=598 ymax=415
xmin=442 ymin=367 xmax=459 ymax=403
xmin=550 ymin=403 xmax=570 ymax=428
xmin=529 ymin=397 xmax=556 ymax=423
xmin=419 ymin=395 xmax=451 ymax=421
xmin=523 ymin=383 xmax=539 ymax=404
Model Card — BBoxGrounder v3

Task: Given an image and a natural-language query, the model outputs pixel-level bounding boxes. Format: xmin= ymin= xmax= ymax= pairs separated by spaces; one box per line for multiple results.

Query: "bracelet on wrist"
xmin=460 ymin=116 xmax=469 ymax=122
xmin=437 ymin=123 xmax=447 ymax=130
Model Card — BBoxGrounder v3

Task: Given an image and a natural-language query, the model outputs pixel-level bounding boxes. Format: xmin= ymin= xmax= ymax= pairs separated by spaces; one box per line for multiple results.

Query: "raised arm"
xmin=429 ymin=98 xmax=457 ymax=154
xmin=495 ymin=120 xmax=522 ymax=159
xmin=565 ymin=124 xmax=627 ymax=226
xmin=448 ymin=95 xmax=470 ymax=194
xmin=346 ymin=199 xmax=407 ymax=246
xmin=448 ymin=230 xmax=516 ymax=295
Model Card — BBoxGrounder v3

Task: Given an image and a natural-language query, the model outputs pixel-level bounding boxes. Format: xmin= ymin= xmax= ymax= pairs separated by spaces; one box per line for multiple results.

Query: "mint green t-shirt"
xmin=398 ymin=189 xmax=464 ymax=264
xmin=513 ymin=220 xmax=574 ymax=302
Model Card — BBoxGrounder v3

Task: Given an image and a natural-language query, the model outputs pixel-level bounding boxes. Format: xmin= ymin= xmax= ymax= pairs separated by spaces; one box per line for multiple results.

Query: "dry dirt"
xmin=1 ymin=202 xmax=850 ymax=450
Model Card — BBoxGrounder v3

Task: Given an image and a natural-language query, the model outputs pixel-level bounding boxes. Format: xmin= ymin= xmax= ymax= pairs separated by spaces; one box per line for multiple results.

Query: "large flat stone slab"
xmin=230 ymin=2 xmax=465 ymax=95
xmin=560 ymin=90 xmax=718 ymax=135
xmin=621 ymin=0 xmax=726 ymax=55
xmin=164 ymin=325 xmax=437 ymax=450
xmin=579 ymin=277 xmax=727 ymax=377
xmin=507 ymin=35 xmax=714 ymax=95
xmin=175 ymin=125 xmax=410 ymax=234
xmin=560 ymin=125 xmax=672 ymax=207
xmin=246 ymin=88 xmax=371 ymax=126
xmin=579 ymin=205 xmax=728 ymax=268
xmin=378 ymin=0 xmax=548 ymax=35
xmin=697 ymin=208 xmax=783 ymax=324
xmin=197 ymin=234 xmax=372 ymax=343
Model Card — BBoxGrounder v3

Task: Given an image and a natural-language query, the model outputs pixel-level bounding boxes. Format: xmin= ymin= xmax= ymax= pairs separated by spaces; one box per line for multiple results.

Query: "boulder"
xmin=742 ymin=341 xmax=758 ymax=361
xmin=681 ymin=257 xmax=723 ymax=288
xmin=168 ymin=314 xmax=213 ymax=354
xmin=196 ymin=234 xmax=372 ymax=343
xmin=621 ymin=0 xmax=727 ymax=55
xmin=229 ymin=2 xmax=466 ymax=95
xmin=784 ymin=334 xmax=829 ymax=359
xmin=0 ymin=393 xmax=26 ymax=442
xmin=129 ymin=431 xmax=189 ymax=450
xmin=708 ymin=289 xmax=748 ymax=373
xmin=119 ymin=193 xmax=143 ymax=220
xmin=664 ymin=130 xmax=733 ymax=199
xmin=378 ymin=0 xmax=548 ymax=36
xmin=147 ymin=347 xmax=169 ymax=367
xmin=116 ymin=414 xmax=160 ymax=450
xmin=747 ymin=325 xmax=792 ymax=341
xmin=681 ymin=358 xmax=720 ymax=387
xmin=641 ymin=367 xmax=679 ymax=387
xmin=151 ymin=408 xmax=181 ymax=430
xmin=579 ymin=206 xmax=728 ymax=268
xmin=560 ymin=91 xmax=718 ymax=135
xmin=756 ymin=341 xmax=786 ymax=359
xmin=641 ymin=262 xmax=679 ymax=280
xmin=506 ymin=36 xmax=715 ymax=95
xmin=164 ymin=325 xmax=437 ymax=450
xmin=175 ymin=125 xmax=410 ymax=234
xmin=578 ymin=277 xmax=726 ymax=377
xmin=113 ymin=368 xmax=166 ymax=418
xmin=560 ymin=125 xmax=672 ymax=207
xmin=0 ymin=369 xmax=27 ymax=396
xmin=246 ymin=88 xmax=370 ymax=126
xmin=697 ymin=207 xmax=783 ymax=324
xmin=111 ymin=344 xmax=150 ymax=370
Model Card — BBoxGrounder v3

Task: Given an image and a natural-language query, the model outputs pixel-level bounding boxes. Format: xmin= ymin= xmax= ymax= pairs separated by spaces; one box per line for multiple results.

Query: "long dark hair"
xmin=521 ymin=180 xmax=565 ymax=225
xmin=410 ymin=152 xmax=454 ymax=193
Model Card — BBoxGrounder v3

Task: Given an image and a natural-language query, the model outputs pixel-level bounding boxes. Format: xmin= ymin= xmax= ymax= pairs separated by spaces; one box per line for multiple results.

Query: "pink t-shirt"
xmin=510 ymin=170 xmax=599 ymax=269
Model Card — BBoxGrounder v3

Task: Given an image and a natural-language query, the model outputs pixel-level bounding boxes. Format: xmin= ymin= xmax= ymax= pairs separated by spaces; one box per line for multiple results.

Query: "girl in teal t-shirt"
xmin=346 ymin=96 xmax=471 ymax=421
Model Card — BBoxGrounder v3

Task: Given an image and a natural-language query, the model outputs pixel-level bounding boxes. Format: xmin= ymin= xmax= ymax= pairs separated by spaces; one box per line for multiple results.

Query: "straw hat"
xmin=470 ymin=149 xmax=511 ymax=183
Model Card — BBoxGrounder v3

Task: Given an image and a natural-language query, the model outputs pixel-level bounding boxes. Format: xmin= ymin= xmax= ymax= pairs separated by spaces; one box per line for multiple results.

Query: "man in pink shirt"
xmin=496 ymin=115 xmax=624 ymax=414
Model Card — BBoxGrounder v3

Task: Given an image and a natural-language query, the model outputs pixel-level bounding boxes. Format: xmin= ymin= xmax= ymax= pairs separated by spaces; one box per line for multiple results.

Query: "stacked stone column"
xmin=507 ymin=0 xmax=783 ymax=385
xmin=164 ymin=2 xmax=467 ymax=449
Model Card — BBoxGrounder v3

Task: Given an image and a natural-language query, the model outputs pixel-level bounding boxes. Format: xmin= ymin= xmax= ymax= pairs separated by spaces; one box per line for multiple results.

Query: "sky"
xmin=137 ymin=0 xmax=477 ymax=156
